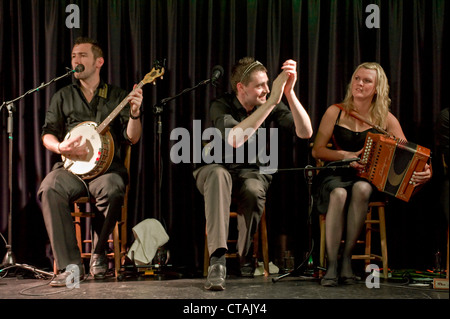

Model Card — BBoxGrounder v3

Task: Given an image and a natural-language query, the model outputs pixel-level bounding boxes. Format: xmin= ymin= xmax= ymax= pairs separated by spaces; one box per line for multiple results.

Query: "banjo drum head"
xmin=62 ymin=122 xmax=101 ymax=176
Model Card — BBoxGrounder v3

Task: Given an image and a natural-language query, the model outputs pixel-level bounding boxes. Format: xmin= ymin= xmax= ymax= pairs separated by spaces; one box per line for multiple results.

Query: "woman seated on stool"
xmin=312 ymin=62 xmax=432 ymax=286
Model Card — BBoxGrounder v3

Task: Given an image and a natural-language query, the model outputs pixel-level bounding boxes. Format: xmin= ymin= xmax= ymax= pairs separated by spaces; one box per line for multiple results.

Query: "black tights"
xmin=323 ymin=181 xmax=372 ymax=279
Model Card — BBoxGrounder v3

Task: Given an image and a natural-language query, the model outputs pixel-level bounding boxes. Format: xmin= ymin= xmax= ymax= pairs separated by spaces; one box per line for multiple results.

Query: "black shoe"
xmin=204 ymin=263 xmax=226 ymax=291
xmin=340 ymin=275 xmax=360 ymax=285
xmin=90 ymin=253 xmax=108 ymax=280
xmin=50 ymin=264 xmax=85 ymax=287
xmin=320 ymin=277 xmax=338 ymax=287
xmin=239 ymin=255 xmax=256 ymax=278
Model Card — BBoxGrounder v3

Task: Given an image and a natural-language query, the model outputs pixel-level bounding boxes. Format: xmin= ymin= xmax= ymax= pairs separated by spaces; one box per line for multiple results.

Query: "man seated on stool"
xmin=194 ymin=57 xmax=312 ymax=290
xmin=38 ymin=37 xmax=143 ymax=286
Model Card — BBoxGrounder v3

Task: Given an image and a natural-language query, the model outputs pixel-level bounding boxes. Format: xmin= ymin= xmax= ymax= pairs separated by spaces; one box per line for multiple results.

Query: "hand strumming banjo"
xmin=62 ymin=63 xmax=165 ymax=179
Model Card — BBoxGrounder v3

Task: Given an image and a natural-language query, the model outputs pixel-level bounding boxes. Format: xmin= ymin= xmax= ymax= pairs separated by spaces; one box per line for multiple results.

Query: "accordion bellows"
xmin=358 ymin=132 xmax=431 ymax=202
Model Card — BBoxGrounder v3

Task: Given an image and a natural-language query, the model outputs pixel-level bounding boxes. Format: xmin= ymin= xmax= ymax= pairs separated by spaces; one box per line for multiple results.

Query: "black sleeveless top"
xmin=332 ymin=110 xmax=377 ymax=151
xmin=313 ymin=110 xmax=378 ymax=214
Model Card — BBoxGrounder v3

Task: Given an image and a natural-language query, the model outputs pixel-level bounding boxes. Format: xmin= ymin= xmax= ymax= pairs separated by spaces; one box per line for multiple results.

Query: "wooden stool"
xmin=72 ymin=197 xmax=125 ymax=278
xmin=203 ymin=208 xmax=269 ymax=277
xmin=319 ymin=201 xmax=389 ymax=279
xmin=53 ymin=146 xmax=130 ymax=277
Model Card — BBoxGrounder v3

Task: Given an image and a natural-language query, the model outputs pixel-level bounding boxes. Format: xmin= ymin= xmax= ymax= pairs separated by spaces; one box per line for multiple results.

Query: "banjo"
xmin=62 ymin=63 xmax=165 ymax=179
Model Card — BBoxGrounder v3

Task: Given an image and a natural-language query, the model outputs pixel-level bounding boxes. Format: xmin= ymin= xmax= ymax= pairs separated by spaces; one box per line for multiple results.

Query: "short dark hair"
xmin=230 ymin=57 xmax=267 ymax=94
xmin=74 ymin=37 xmax=104 ymax=60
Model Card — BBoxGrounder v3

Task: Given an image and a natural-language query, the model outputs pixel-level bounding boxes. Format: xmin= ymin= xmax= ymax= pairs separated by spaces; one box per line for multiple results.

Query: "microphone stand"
xmin=151 ymin=74 xmax=217 ymax=222
xmin=271 ymin=158 xmax=359 ymax=283
xmin=0 ymin=68 xmax=76 ymax=278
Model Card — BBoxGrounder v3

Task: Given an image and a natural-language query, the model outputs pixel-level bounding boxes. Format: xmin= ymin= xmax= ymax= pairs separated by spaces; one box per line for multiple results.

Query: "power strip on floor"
xmin=433 ymin=278 xmax=449 ymax=290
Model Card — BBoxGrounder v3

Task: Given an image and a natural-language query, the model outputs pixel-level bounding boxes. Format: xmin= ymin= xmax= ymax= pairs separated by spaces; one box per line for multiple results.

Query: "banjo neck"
xmin=96 ymin=81 xmax=145 ymax=135
xmin=95 ymin=62 xmax=165 ymax=135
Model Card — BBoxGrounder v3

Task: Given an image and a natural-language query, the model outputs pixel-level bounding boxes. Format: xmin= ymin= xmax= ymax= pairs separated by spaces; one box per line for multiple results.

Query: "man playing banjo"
xmin=38 ymin=37 xmax=143 ymax=286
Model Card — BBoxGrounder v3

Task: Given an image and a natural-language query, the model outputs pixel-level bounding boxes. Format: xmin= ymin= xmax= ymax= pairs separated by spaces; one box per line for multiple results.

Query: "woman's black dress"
xmin=314 ymin=110 xmax=378 ymax=214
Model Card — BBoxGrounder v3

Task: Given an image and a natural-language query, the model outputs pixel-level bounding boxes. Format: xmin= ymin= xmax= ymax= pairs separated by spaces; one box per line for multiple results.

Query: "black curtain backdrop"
xmin=1 ymin=0 xmax=448 ymax=274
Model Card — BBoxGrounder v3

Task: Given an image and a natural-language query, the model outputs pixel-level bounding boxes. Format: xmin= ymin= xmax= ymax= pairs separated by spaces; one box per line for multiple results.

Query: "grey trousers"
xmin=38 ymin=165 xmax=125 ymax=270
xmin=194 ymin=164 xmax=271 ymax=258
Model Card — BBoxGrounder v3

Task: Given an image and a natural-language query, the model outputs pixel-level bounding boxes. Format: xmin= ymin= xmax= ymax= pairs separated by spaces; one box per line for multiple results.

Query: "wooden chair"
xmin=311 ymin=142 xmax=389 ymax=279
xmin=54 ymin=145 xmax=131 ymax=278
xmin=203 ymin=207 xmax=270 ymax=277
xmin=319 ymin=200 xmax=389 ymax=279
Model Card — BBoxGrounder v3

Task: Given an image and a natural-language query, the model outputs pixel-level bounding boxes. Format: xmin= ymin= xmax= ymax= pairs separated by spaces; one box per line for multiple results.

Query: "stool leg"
xmin=74 ymin=208 xmax=83 ymax=253
xmin=260 ymin=210 xmax=269 ymax=277
xmin=75 ymin=217 xmax=83 ymax=253
xmin=53 ymin=260 xmax=58 ymax=274
xmin=378 ymin=206 xmax=388 ymax=279
xmin=113 ymin=223 xmax=120 ymax=277
xmin=365 ymin=210 xmax=373 ymax=268
xmin=319 ymin=214 xmax=326 ymax=277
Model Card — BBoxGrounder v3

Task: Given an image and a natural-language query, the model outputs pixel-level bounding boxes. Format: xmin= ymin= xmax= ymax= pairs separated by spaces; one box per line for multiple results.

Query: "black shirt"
xmin=207 ymin=93 xmax=296 ymax=170
xmin=42 ymin=78 xmax=131 ymax=174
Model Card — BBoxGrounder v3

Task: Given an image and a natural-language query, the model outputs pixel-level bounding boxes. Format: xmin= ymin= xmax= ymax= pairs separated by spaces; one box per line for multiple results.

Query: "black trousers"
xmin=38 ymin=164 xmax=125 ymax=270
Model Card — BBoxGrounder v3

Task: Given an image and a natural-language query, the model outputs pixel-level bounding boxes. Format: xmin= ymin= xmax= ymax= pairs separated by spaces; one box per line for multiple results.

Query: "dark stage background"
xmin=1 ymin=0 xmax=448 ymax=275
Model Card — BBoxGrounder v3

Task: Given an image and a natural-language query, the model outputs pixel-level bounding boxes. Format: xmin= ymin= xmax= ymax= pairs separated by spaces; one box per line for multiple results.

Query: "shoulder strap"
xmin=332 ymin=104 xmax=391 ymax=136
xmin=95 ymin=84 xmax=109 ymax=124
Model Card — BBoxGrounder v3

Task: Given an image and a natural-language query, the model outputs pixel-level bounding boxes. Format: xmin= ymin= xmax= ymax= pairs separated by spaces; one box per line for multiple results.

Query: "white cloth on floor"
xmin=127 ymin=218 xmax=169 ymax=265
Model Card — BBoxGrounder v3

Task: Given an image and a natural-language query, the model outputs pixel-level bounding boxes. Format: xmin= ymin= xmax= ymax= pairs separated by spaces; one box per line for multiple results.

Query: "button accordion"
xmin=357 ymin=132 xmax=431 ymax=202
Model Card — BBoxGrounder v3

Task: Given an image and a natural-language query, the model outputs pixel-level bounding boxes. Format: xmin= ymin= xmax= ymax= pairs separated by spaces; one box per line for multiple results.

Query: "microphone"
xmin=337 ymin=157 xmax=360 ymax=164
xmin=73 ymin=64 xmax=85 ymax=73
xmin=325 ymin=157 xmax=360 ymax=168
xmin=211 ymin=65 xmax=224 ymax=85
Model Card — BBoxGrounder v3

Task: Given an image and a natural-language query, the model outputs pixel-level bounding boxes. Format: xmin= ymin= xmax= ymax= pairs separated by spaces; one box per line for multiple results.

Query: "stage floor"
xmin=1 ymin=271 xmax=447 ymax=300
xmin=1 ymin=271 xmax=448 ymax=316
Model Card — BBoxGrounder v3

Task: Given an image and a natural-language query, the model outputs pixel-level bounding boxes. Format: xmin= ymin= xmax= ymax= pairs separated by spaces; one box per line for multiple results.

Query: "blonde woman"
xmin=312 ymin=62 xmax=431 ymax=286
